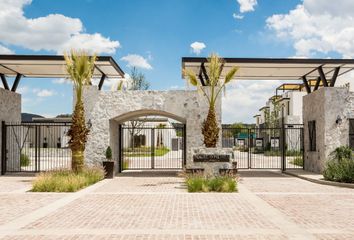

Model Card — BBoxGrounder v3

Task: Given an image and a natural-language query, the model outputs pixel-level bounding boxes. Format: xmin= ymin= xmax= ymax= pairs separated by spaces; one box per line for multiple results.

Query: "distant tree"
xmin=56 ymin=114 xmax=72 ymax=118
xmin=124 ymin=67 xmax=151 ymax=147
xmin=129 ymin=67 xmax=150 ymax=90
xmin=222 ymin=122 xmax=246 ymax=138
xmin=265 ymin=99 xmax=281 ymax=128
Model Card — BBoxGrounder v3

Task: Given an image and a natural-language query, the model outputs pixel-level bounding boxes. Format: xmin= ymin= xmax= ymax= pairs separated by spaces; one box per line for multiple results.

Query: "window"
xmin=349 ymin=119 xmax=354 ymax=149
xmin=308 ymin=121 xmax=316 ymax=151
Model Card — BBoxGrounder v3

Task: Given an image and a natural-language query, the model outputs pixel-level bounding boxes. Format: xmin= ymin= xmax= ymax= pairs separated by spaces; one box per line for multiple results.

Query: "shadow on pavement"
xmin=117 ymin=170 xmax=182 ymax=178
xmin=238 ymin=170 xmax=290 ymax=178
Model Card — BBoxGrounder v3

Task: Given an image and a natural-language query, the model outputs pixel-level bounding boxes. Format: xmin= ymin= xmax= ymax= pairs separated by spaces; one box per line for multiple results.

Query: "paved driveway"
xmin=0 ymin=171 xmax=354 ymax=239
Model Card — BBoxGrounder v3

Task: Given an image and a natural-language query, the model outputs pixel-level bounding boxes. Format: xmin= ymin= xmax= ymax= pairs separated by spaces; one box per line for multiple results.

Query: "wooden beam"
xmin=302 ymin=76 xmax=311 ymax=94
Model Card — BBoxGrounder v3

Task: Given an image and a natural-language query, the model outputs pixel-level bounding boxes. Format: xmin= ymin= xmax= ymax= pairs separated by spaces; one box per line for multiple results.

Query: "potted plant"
xmin=103 ymin=146 xmax=115 ymax=178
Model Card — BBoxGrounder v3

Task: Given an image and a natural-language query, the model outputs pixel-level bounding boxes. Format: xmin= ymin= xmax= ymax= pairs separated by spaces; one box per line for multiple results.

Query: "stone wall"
xmin=0 ymin=88 xmax=21 ymax=173
xmin=303 ymin=87 xmax=354 ymax=173
xmin=81 ymin=86 xmax=222 ymax=170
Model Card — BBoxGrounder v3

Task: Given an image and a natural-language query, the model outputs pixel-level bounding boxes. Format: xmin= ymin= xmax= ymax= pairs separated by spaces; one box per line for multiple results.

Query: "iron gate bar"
xmin=151 ymin=128 xmax=155 ymax=169
xmin=1 ymin=121 xmax=6 ymax=175
xmin=222 ymin=125 xmax=304 ymax=170
xmin=120 ymin=124 xmax=185 ymax=170
xmin=2 ymin=122 xmax=72 ymax=174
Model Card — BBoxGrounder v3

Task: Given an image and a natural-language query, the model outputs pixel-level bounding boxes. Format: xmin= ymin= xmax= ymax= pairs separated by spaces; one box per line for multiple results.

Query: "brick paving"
xmin=0 ymin=194 xmax=64 ymax=225
xmin=0 ymin=176 xmax=33 ymax=193
xmin=1 ymin=170 xmax=354 ymax=239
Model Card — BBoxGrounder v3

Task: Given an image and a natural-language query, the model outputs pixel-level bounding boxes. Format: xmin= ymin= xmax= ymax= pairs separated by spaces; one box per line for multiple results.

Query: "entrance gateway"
xmin=119 ymin=120 xmax=186 ymax=170
xmin=1 ymin=55 xmax=354 ymax=174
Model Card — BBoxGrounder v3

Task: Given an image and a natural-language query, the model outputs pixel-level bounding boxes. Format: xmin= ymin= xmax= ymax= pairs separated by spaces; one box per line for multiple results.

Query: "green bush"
xmin=329 ymin=146 xmax=352 ymax=162
xmin=323 ymin=158 xmax=354 ymax=183
xmin=186 ymin=175 xmax=237 ymax=192
xmin=323 ymin=146 xmax=354 ymax=183
xmin=32 ymin=167 xmax=105 ymax=192
xmin=290 ymin=156 xmax=303 ymax=167
xmin=105 ymin=146 xmax=112 ymax=160
xmin=286 ymin=150 xmax=302 ymax=156
xmin=264 ymin=150 xmax=280 ymax=156
xmin=123 ymin=160 xmax=129 ymax=170
xmin=20 ymin=153 xmax=30 ymax=167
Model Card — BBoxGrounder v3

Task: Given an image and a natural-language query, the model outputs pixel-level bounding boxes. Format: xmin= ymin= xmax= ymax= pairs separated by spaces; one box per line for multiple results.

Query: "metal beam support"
xmin=314 ymin=77 xmax=321 ymax=91
xmin=0 ymin=74 xmax=9 ymax=90
xmin=201 ymin=63 xmax=209 ymax=85
xmin=98 ymin=74 xmax=106 ymax=90
xmin=198 ymin=67 xmax=206 ymax=86
xmin=302 ymin=76 xmax=311 ymax=94
xmin=330 ymin=67 xmax=340 ymax=87
xmin=11 ymin=74 xmax=22 ymax=92
xmin=318 ymin=66 xmax=328 ymax=87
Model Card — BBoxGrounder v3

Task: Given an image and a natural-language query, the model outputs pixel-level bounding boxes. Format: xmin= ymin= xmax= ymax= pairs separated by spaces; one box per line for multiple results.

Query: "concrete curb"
xmin=284 ymin=171 xmax=354 ymax=189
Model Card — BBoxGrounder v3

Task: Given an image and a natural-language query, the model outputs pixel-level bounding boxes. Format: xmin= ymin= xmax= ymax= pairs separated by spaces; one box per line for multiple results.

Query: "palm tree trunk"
xmin=202 ymin=105 xmax=220 ymax=148
xmin=68 ymin=99 xmax=89 ymax=172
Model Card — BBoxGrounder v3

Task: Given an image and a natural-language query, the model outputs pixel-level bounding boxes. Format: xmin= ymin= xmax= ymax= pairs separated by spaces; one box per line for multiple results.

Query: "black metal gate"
xmin=119 ymin=124 xmax=186 ymax=171
xmin=222 ymin=124 xmax=304 ymax=170
xmin=1 ymin=122 xmax=72 ymax=174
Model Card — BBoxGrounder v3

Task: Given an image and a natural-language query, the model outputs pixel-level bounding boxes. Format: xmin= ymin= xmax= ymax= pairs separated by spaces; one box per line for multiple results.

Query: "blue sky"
xmin=1 ymin=0 xmax=353 ymax=123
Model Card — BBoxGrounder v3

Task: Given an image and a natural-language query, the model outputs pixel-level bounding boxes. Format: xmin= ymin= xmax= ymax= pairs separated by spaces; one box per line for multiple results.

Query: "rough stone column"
xmin=0 ymin=88 xmax=21 ymax=173
xmin=303 ymin=87 xmax=353 ymax=173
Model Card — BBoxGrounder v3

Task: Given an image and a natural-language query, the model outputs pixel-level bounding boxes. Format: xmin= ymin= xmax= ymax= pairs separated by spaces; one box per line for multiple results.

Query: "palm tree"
xmin=184 ymin=53 xmax=238 ymax=147
xmin=64 ymin=50 xmax=97 ymax=172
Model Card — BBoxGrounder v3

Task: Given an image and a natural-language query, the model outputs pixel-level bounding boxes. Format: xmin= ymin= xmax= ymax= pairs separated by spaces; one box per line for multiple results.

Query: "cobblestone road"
xmin=0 ymin=171 xmax=354 ymax=239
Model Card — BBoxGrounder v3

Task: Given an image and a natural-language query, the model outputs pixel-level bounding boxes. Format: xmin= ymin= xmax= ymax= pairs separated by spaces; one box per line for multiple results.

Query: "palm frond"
xmin=224 ymin=66 xmax=239 ymax=84
xmin=117 ymin=80 xmax=124 ymax=90
xmin=183 ymin=69 xmax=198 ymax=86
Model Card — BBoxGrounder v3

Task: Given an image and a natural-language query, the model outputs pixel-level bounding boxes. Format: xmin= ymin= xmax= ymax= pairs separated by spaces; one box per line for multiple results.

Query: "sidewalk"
xmin=284 ymin=169 xmax=354 ymax=189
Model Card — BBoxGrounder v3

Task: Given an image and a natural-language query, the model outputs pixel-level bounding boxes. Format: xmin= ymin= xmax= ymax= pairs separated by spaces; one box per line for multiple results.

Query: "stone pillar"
xmin=303 ymin=87 xmax=353 ymax=173
xmin=0 ymin=88 xmax=21 ymax=174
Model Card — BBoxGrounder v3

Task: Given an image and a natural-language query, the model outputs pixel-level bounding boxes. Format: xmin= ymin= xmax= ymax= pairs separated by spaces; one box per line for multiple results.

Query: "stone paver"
xmin=1 ymin=170 xmax=354 ymax=239
xmin=0 ymin=194 xmax=64 ymax=225
xmin=0 ymin=176 xmax=33 ymax=193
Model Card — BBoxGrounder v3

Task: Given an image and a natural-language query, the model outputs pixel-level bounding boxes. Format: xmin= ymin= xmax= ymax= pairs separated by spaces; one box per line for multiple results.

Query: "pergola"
xmin=182 ymin=57 xmax=354 ymax=94
xmin=0 ymin=55 xmax=125 ymax=92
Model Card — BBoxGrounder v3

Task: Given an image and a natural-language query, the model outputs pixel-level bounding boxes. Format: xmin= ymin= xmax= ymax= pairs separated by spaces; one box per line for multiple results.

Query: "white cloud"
xmin=0 ymin=0 xmax=120 ymax=54
xmin=266 ymin=0 xmax=354 ymax=58
xmin=52 ymin=78 xmax=71 ymax=84
xmin=59 ymin=33 xmax=119 ymax=55
xmin=17 ymin=85 xmax=29 ymax=94
xmin=190 ymin=41 xmax=206 ymax=55
xmin=222 ymin=80 xmax=285 ymax=123
xmin=35 ymin=89 xmax=56 ymax=97
xmin=237 ymin=0 xmax=257 ymax=13
xmin=120 ymin=54 xmax=152 ymax=69
xmin=0 ymin=44 xmax=13 ymax=54
xmin=233 ymin=13 xmax=244 ymax=20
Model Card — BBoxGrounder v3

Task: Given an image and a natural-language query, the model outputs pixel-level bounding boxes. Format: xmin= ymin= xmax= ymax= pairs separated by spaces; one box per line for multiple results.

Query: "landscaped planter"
xmin=190 ymin=147 xmax=235 ymax=176
xmin=102 ymin=161 xmax=115 ymax=179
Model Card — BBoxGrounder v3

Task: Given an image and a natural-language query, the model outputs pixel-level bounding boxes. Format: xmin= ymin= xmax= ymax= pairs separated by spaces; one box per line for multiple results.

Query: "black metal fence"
xmin=1 ymin=122 xmax=72 ymax=174
xmin=222 ymin=125 xmax=304 ymax=170
xmin=119 ymin=123 xmax=186 ymax=170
